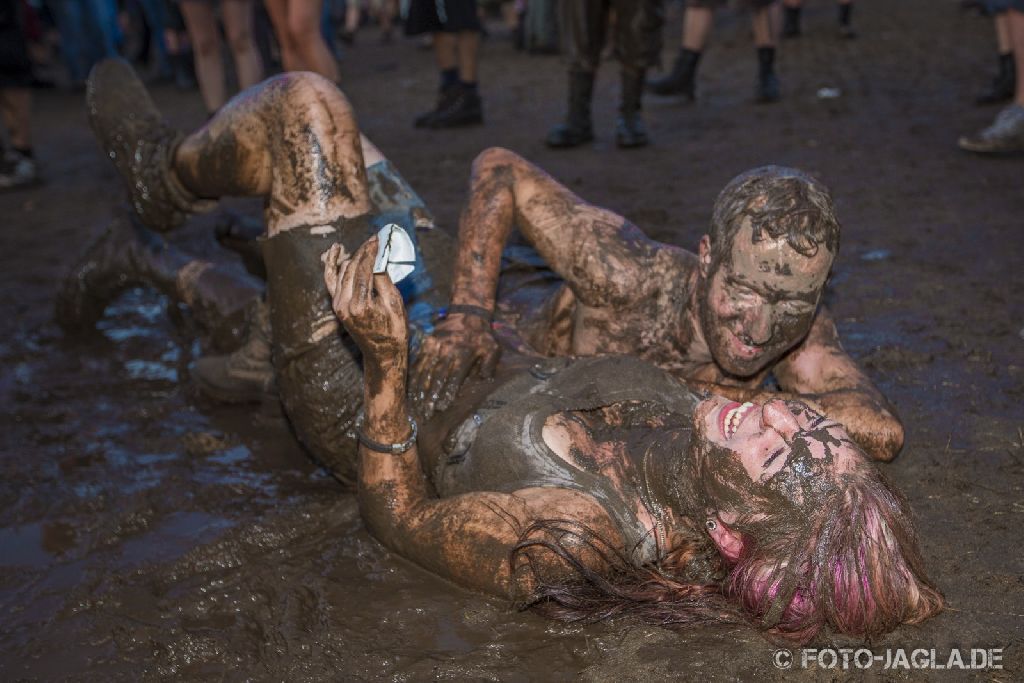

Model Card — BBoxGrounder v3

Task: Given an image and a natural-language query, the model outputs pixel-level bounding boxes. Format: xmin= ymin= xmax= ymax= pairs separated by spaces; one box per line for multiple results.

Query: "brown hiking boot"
xmin=86 ymin=58 xmax=215 ymax=231
xmin=190 ymin=298 xmax=276 ymax=403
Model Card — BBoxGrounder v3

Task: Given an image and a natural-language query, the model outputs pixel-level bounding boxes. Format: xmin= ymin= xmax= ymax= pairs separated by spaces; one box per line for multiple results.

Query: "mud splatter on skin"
xmin=415 ymin=153 xmax=904 ymax=460
xmin=412 ymin=148 xmax=710 ymax=415
xmin=173 ymin=73 xmax=370 ymax=237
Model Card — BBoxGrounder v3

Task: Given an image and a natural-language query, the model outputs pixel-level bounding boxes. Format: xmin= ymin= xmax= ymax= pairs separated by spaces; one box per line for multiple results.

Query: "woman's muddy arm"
xmin=360 ymin=360 xmax=621 ymax=596
xmin=327 ymin=238 xmax=618 ymax=596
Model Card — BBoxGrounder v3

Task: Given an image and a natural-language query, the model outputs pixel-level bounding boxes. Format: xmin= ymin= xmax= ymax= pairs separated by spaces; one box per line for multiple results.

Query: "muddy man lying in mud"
xmin=58 ymin=60 xmax=942 ymax=643
xmin=412 ymin=151 xmax=905 ymax=462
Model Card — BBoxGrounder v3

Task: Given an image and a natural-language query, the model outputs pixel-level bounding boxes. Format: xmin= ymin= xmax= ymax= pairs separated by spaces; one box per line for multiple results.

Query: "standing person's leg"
xmin=48 ymin=0 xmax=88 ymax=84
xmin=286 ymin=0 xmax=339 ymax=81
xmin=87 ymin=0 xmax=122 ymax=60
xmin=837 ymin=0 xmax=854 ymax=38
xmin=263 ymin=0 xmax=301 ymax=70
xmin=546 ymin=0 xmax=607 ymax=147
xmin=138 ymin=0 xmax=174 ymax=77
xmin=423 ymin=0 xmax=483 ymax=128
xmin=406 ymin=0 xmax=482 ymax=129
xmin=1012 ymin=7 xmax=1024 ymax=107
xmin=781 ymin=0 xmax=800 ymax=38
xmin=751 ymin=0 xmax=780 ymax=103
xmin=412 ymin=31 xmax=458 ymax=126
xmin=612 ymin=0 xmax=662 ymax=148
xmin=647 ymin=3 xmax=711 ymax=99
xmin=221 ymin=0 xmax=265 ymax=89
xmin=380 ymin=0 xmax=398 ymax=42
xmin=0 ymin=0 xmax=38 ymax=189
xmin=0 ymin=89 xmax=36 ymax=188
xmin=455 ymin=30 xmax=479 ymax=85
xmin=179 ymin=0 xmax=227 ymax=113
xmin=342 ymin=0 xmax=361 ymax=43
xmin=978 ymin=10 xmax=1016 ymax=105
xmin=960 ymin=6 xmax=1024 ymax=153
xmin=163 ymin=1 xmax=197 ymax=90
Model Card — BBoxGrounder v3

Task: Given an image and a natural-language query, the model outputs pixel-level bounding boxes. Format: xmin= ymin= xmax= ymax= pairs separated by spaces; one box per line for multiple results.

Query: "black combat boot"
xmin=756 ymin=47 xmax=781 ymax=104
xmin=414 ymin=83 xmax=458 ymax=128
xmin=647 ymin=49 xmax=700 ymax=100
xmin=976 ymin=53 xmax=1016 ymax=105
xmin=426 ymin=83 xmax=484 ymax=128
xmin=546 ymin=70 xmax=595 ymax=148
xmin=838 ymin=2 xmax=856 ymax=39
xmin=616 ymin=70 xmax=649 ymax=149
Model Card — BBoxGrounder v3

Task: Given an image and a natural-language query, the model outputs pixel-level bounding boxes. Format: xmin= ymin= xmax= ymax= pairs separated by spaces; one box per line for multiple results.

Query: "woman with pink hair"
xmin=324 ymin=237 xmax=944 ymax=643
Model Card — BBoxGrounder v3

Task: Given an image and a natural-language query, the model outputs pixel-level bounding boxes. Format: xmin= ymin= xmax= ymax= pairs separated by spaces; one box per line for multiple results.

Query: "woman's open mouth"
xmin=719 ymin=401 xmax=756 ymax=439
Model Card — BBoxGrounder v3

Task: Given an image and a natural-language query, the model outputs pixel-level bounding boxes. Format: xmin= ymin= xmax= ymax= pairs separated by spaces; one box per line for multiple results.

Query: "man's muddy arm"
xmin=771 ymin=308 xmax=905 ymax=461
xmin=411 ymin=147 xmax=658 ymax=416
xmin=450 ymin=146 xmax=657 ymax=311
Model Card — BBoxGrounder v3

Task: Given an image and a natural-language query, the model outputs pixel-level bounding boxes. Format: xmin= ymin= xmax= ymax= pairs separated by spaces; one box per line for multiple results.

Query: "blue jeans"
xmin=136 ymin=0 xmax=173 ymax=74
xmin=48 ymin=0 xmax=121 ymax=82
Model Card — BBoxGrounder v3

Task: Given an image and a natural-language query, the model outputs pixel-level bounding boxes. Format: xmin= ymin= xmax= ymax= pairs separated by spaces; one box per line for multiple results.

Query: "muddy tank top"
xmin=431 ymin=355 xmax=700 ymax=567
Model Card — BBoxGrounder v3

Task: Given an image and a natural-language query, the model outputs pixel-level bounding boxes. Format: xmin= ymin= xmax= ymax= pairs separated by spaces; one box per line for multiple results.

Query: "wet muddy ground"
xmin=2 ymin=0 xmax=1023 ymax=679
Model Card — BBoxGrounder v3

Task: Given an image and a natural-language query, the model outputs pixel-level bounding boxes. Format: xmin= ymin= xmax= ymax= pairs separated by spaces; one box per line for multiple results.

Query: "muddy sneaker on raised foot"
xmin=191 ymin=298 xmax=276 ymax=403
xmin=86 ymin=58 xmax=215 ymax=232
xmin=958 ymin=104 xmax=1024 ymax=154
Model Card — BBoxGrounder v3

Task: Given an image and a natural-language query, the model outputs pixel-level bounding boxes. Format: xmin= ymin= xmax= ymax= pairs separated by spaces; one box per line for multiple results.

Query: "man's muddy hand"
xmin=409 ymin=313 xmax=501 ymax=418
xmin=323 ymin=239 xmax=408 ymax=370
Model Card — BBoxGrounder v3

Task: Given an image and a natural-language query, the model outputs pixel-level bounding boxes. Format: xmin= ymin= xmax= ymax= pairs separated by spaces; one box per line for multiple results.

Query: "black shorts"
xmin=405 ymin=0 xmax=482 ymax=35
xmin=0 ymin=0 xmax=32 ymax=89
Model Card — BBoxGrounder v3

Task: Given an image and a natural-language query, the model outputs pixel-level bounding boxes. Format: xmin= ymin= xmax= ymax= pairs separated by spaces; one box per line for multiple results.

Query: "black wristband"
xmin=444 ymin=303 xmax=494 ymax=322
xmin=354 ymin=413 xmax=418 ymax=455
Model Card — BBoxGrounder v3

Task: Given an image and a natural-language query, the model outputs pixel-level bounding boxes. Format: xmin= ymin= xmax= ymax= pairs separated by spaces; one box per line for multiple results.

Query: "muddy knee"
xmin=260 ymin=73 xmax=370 ymax=231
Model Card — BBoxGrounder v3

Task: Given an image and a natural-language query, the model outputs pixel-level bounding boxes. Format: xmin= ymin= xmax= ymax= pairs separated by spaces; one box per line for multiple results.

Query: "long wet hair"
xmin=511 ymin=450 xmax=944 ymax=643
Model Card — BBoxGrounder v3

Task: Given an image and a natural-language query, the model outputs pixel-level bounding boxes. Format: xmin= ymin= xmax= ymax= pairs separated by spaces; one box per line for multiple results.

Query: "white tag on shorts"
xmin=372 ymin=223 xmax=416 ymax=284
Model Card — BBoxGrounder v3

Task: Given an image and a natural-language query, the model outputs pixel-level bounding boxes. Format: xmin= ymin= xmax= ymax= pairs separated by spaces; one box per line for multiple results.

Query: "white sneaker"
xmin=958 ymin=104 xmax=1024 ymax=154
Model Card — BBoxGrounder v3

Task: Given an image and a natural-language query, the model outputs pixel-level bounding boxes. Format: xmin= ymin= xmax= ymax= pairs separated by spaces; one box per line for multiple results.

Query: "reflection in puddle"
xmin=119 ymin=511 xmax=234 ymax=566
xmin=124 ymin=359 xmax=178 ymax=383
xmin=0 ymin=521 xmax=77 ymax=567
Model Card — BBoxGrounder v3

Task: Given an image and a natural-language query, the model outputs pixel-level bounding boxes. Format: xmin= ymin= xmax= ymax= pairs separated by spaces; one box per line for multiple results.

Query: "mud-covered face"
xmin=694 ymin=396 xmax=860 ymax=487
xmin=698 ymin=222 xmax=832 ymax=377
xmin=691 ymin=395 xmax=863 ymax=560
